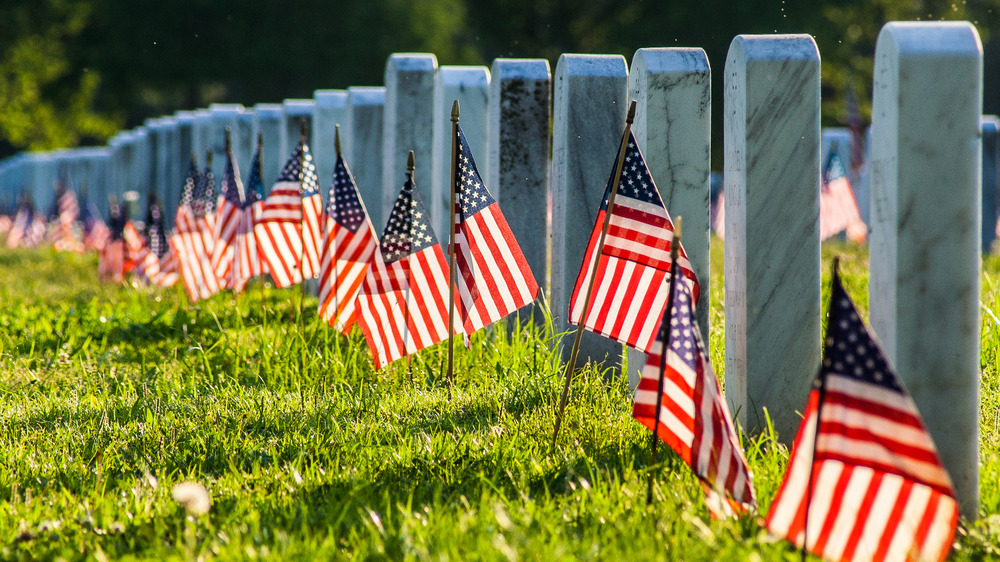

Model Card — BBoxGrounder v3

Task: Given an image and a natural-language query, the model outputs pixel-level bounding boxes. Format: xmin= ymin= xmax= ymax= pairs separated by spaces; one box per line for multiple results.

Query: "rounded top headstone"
xmin=877 ymin=21 xmax=982 ymax=59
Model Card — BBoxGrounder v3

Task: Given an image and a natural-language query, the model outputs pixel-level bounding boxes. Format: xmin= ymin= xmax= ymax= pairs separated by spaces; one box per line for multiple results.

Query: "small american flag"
xmin=570 ymin=131 xmax=699 ymax=354
xmin=99 ymin=199 xmax=127 ymax=283
xmin=253 ymin=139 xmax=324 ymax=288
xmin=52 ymin=179 xmax=83 ymax=253
xmin=766 ymin=272 xmax=958 ymax=562
xmin=632 ymin=269 xmax=755 ymax=517
xmin=230 ymin=143 xmax=267 ymax=292
xmin=6 ymin=197 xmax=33 ymax=249
xmin=317 ymin=152 xmax=376 ymax=332
xmin=133 ymin=194 xmax=166 ymax=282
xmin=171 ymin=160 xmax=222 ymax=301
xmin=452 ymin=125 xmax=538 ymax=334
xmin=142 ymin=194 xmax=179 ymax=287
xmin=819 ymin=150 xmax=866 ymax=243
xmin=357 ymin=167 xmax=457 ymax=369
xmin=81 ymin=189 xmax=110 ymax=252
xmin=211 ymin=145 xmax=245 ymax=288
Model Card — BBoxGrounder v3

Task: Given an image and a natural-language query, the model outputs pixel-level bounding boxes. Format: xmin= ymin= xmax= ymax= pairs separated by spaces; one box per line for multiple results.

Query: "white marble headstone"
xmin=431 ymin=66 xmax=490 ymax=238
xmin=869 ymin=21 xmax=982 ymax=519
xmin=550 ymin=53 xmax=629 ymax=369
xmin=251 ymin=103 xmax=284 ymax=193
xmin=209 ymin=103 xmax=245 ymax=180
xmin=724 ymin=35 xmax=821 ymax=444
xmin=281 ymin=99 xmax=315 ymax=167
xmin=981 ymin=116 xmax=999 ymax=252
xmin=383 ymin=53 xmax=437 ymax=227
xmin=192 ymin=109 xmax=213 ymax=168
xmin=346 ymin=86 xmax=386 ymax=230
xmin=487 ymin=58 xmax=551 ymax=307
xmin=313 ymin=90 xmax=349 ymax=200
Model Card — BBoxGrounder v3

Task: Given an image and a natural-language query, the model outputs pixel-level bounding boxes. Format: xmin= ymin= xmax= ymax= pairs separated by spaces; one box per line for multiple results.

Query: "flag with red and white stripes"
xmin=133 ymin=194 xmax=168 ymax=282
xmin=52 ymin=182 xmax=83 ymax=253
xmin=99 ymin=199 xmax=127 ymax=283
xmin=318 ymin=153 xmax=376 ymax=332
xmin=632 ymin=269 xmax=755 ymax=517
xmin=230 ymin=143 xmax=267 ymax=292
xmin=211 ymin=144 xmax=244 ymax=287
xmin=170 ymin=161 xmax=222 ymax=301
xmin=253 ymin=139 xmax=323 ymax=288
xmin=6 ymin=201 xmax=33 ymax=249
xmin=766 ymin=272 xmax=958 ymax=562
xmin=451 ymin=125 xmax=538 ymax=334
xmin=357 ymin=170 xmax=457 ymax=369
xmin=570 ymin=131 xmax=699 ymax=354
xmin=820 ymin=150 xmax=866 ymax=243
xmin=81 ymin=190 xmax=110 ymax=252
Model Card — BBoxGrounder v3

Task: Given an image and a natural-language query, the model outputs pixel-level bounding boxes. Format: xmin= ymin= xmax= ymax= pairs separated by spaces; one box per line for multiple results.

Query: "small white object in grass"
xmin=172 ymin=482 xmax=211 ymax=515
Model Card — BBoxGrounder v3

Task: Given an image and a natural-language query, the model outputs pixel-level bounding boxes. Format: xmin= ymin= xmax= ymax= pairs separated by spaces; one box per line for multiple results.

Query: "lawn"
xmin=0 ymin=241 xmax=997 ymax=560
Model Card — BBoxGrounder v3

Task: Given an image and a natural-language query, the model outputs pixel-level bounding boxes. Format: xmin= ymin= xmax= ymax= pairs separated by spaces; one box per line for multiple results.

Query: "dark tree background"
xmin=3 ymin=0 xmax=999 ymax=167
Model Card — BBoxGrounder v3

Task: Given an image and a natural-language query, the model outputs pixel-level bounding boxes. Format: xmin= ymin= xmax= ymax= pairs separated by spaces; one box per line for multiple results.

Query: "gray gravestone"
xmin=251 ymin=104 xmax=284 ymax=192
xmin=625 ymin=48 xmax=712 ymax=387
xmin=869 ymin=21 xmax=982 ymax=519
xmin=31 ymin=152 xmax=58 ymax=218
xmin=155 ymin=117 xmax=179 ymax=224
xmin=981 ymin=116 xmax=999 ymax=252
xmin=235 ymin=108 xmax=255 ymax=179
xmin=724 ymin=35 xmax=821 ymax=444
xmin=144 ymin=119 xmax=164 ymax=213
xmin=432 ymin=66 xmax=490 ymax=237
xmin=210 ymin=103 xmax=245 ymax=180
xmin=193 ymin=109 xmax=213 ymax=166
xmin=281 ymin=99 xmax=314 ymax=166
xmin=383 ymin=54 xmax=437 ymax=228
xmin=346 ymin=87 xmax=386 ymax=229
xmin=550 ymin=54 xmax=629 ymax=369
xmin=173 ymin=110 xmax=197 ymax=226
xmin=313 ymin=90 xmax=349 ymax=196
xmin=131 ymin=127 xmax=151 ymax=218
xmin=487 ymin=58 xmax=551 ymax=309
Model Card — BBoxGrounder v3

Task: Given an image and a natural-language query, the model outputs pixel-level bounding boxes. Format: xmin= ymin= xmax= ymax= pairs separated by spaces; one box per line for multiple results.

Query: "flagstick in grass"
xmin=647 ymin=215 xmax=682 ymax=507
xmin=446 ymin=99 xmax=460 ymax=390
xmin=551 ymin=99 xmax=637 ymax=452
xmin=298 ymin=119 xmax=308 ymax=408
xmin=406 ymin=150 xmax=416 ymax=384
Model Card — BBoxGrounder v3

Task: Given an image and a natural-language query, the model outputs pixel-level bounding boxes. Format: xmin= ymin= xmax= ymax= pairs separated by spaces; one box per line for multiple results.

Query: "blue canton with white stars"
xmin=244 ymin=148 xmax=264 ymax=207
xmin=276 ymin=141 xmax=320 ymax=198
xmin=821 ymin=276 xmax=901 ymax=394
xmin=222 ymin=153 xmax=243 ymax=206
xmin=823 ymin=150 xmax=848 ymax=184
xmin=327 ymin=156 xmax=366 ymax=233
xmin=380 ymin=173 xmax=438 ymax=264
xmin=146 ymin=195 xmax=168 ymax=258
xmin=180 ymin=160 xmax=199 ymax=208
xmin=655 ymin=275 xmax=701 ymax=371
xmin=195 ymin=165 xmax=215 ymax=217
xmin=602 ymin=131 xmax=665 ymax=210
xmin=455 ymin=125 xmax=495 ymax=219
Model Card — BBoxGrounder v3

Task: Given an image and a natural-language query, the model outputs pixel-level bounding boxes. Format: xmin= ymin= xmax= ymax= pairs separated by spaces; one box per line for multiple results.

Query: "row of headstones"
xmin=0 ymin=23 xmax=984 ymax=518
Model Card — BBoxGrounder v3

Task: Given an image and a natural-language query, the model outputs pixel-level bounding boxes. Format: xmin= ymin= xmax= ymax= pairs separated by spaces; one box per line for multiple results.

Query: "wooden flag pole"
xmin=257 ymin=133 xmax=267 ymax=324
xmin=405 ymin=150 xmax=416 ymax=383
xmin=647 ymin=216 xmax=682 ymax=506
xmin=297 ymin=119 xmax=308 ymax=403
xmin=446 ymin=100 xmax=460 ymax=389
xmin=550 ymin=99 xmax=637 ymax=452
xmin=801 ymin=256 xmax=838 ymax=560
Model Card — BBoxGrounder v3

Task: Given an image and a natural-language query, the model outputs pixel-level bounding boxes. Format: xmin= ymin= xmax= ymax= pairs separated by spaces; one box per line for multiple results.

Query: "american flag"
xmin=80 ymin=188 xmax=110 ymax=252
xmin=99 ymin=198 xmax=127 ymax=283
xmin=6 ymin=196 xmax=33 ymax=249
xmin=145 ymin=194 xmax=180 ymax=288
xmin=253 ymin=139 xmax=324 ymax=288
xmin=452 ymin=125 xmax=538 ymax=334
xmin=819 ymin=150 xmax=866 ymax=243
xmin=317 ymin=152 xmax=376 ymax=332
xmin=170 ymin=160 xmax=222 ymax=301
xmin=357 ymin=167 xmax=457 ymax=369
xmin=632 ymin=269 xmax=755 ymax=517
xmin=52 ymin=178 xmax=83 ymax=253
xmin=570 ymin=131 xmax=700 ymax=354
xmin=766 ymin=272 xmax=958 ymax=562
xmin=230 ymin=142 xmax=267 ymax=292
xmin=211 ymin=144 xmax=245 ymax=288
xmin=133 ymin=193 xmax=167 ymax=282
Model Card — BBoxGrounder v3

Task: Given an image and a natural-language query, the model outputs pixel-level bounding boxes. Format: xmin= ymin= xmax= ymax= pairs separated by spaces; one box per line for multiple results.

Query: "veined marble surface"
xmin=488 ymin=58 xmax=551 ymax=308
xmin=870 ymin=21 xmax=982 ymax=519
xmin=313 ymin=90 xmax=349 ymax=201
xmin=724 ymin=34 xmax=821 ymax=445
xmin=432 ymin=66 xmax=490 ymax=240
xmin=383 ymin=54 xmax=437 ymax=225
xmin=625 ymin=47 xmax=712 ymax=388
xmin=346 ymin=87 xmax=386 ymax=231
xmin=550 ymin=53 xmax=628 ymax=368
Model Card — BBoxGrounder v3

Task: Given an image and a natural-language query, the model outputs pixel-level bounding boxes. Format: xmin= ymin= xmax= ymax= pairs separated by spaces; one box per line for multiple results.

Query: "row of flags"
xmin=0 ymin=107 xmax=960 ymax=560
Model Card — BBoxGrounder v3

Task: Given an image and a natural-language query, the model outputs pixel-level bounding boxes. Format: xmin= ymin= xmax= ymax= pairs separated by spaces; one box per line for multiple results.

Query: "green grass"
xmin=0 ymin=242 xmax=997 ymax=560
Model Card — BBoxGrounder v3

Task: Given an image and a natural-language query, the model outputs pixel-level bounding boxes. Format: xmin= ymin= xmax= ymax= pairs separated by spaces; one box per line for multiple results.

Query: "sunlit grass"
xmin=0 ymin=242 xmax=996 ymax=559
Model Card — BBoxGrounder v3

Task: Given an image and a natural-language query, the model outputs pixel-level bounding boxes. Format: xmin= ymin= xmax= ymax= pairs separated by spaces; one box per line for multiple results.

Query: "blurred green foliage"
xmin=1 ymin=0 xmax=998 ymax=162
